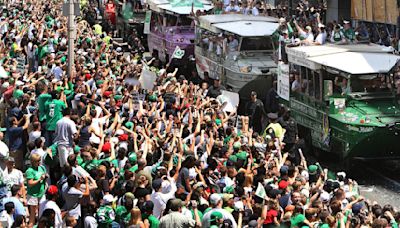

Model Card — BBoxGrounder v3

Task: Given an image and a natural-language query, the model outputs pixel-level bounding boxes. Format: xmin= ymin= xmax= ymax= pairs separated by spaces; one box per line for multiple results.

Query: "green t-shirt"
xmin=336 ymin=210 xmax=351 ymax=228
xmin=142 ymin=213 xmax=159 ymax=228
xmin=344 ymin=28 xmax=355 ymax=41
xmin=45 ymin=99 xmax=66 ymax=131
xmin=290 ymin=213 xmax=305 ymax=228
xmin=96 ymin=205 xmax=115 ymax=227
xmin=25 ymin=166 xmax=47 ymax=198
xmin=44 ymin=143 xmax=58 ymax=167
xmin=37 ymin=93 xmax=52 ymax=122
xmin=190 ymin=209 xmax=203 ymax=221
xmin=115 ymin=205 xmax=131 ymax=226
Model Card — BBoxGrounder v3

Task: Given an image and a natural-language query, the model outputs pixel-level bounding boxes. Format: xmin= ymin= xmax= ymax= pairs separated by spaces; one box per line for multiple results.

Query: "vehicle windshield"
xmin=240 ymin=37 xmax=274 ymax=52
xmin=350 ymin=74 xmax=394 ymax=94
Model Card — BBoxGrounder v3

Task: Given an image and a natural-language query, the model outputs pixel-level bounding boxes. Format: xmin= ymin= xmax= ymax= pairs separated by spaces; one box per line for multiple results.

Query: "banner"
xmin=139 ymin=68 xmax=157 ymax=91
xmin=277 ymin=62 xmax=290 ymax=101
xmin=143 ymin=10 xmax=151 ymax=34
xmin=218 ymin=90 xmax=239 ymax=113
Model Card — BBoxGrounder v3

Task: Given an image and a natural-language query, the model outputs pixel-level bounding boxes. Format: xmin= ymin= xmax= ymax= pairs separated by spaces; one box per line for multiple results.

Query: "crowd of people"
xmin=0 ymin=0 xmax=400 ymax=228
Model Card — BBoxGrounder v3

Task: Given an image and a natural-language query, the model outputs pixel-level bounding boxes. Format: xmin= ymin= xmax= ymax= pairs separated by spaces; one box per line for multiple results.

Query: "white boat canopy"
xmin=149 ymin=0 xmax=213 ymax=15
xmin=286 ymin=44 xmax=400 ymax=74
xmin=308 ymin=52 xmax=400 ymax=75
xmin=157 ymin=4 xmax=213 ymax=15
xmin=213 ymin=20 xmax=279 ymax=37
xmin=198 ymin=14 xmax=278 ymax=34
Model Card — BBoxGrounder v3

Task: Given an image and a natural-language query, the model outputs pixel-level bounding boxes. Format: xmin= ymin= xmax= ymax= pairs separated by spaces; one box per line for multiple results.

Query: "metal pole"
xmin=68 ymin=0 xmax=76 ymax=77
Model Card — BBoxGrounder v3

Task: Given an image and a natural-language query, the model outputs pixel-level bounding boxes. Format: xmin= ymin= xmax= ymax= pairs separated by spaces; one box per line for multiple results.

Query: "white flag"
xmin=255 ymin=182 xmax=267 ymax=199
xmin=172 ymin=46 xmax=185 ymax=59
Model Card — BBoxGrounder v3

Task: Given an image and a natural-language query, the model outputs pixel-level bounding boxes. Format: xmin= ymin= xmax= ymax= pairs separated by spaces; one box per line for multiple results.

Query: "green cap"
xmin=308 ymin=165 xmax=318 ymax=174
xmin=236 ymin=151 xmax=247 ymax=160
xmin=96 ymin=80 xmax=104 ymax=86
xmin=61 ymin=56 xmax=67 ymax=63
xmin=233 ymin=141 xmax=241 ymax=149
xmin=228 ymin=155 xmax=237 ymax=163
xmin=0 ymin=128 xmax=6 ymax=132
xmin=125 ymin=121 xmax=134 ymax=129
xmin=13 ymin=89 xmax=24 ymax=99
xmin=223 ymin=185 xmax=234 ymax=194
xmin=128 ymin=152 xmax=137 ymax=163
xmin=74 ymin=145 xmax=81 ymax=153
xmin=148 ymin=94 xmax=157 ymax=102
xmin=114 ymin=94 xmax=123 ymax=100
xmin=209 ymin=211 xmax=223 ymax=222
xmin=215 ymin=119 xmax=222 ymax=126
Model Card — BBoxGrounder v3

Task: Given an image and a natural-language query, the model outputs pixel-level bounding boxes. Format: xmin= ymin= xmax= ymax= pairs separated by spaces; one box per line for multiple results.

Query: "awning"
xmin=307 ymin=52 xmax=400 ymax=75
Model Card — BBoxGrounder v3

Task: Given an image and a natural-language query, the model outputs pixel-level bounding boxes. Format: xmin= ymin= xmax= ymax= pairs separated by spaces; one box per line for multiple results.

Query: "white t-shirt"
xmin=5 ymin=168 xmax=24 ymax=188
xmin=84 ymin=215 xmax=98 ymax=228
xmin=39 ymin=200 xmax=63 ymax=228
xmin=252 ymin=7 xmax=259 ymax=16
xmin=0 ymin=210 xmax=13 ymax=228
xmin=314 ymin=31 xmax=327 ymax=45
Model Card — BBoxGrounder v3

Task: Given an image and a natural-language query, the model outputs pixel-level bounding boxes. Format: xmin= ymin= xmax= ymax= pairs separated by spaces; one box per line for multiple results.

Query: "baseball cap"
xmin=209 ymin=193 xmax=222 ymax=205
xmin=103 ymin=194 xmax=117 ymax=204
xmin=118 ymin=134 xmax=128 ymax=141
xmin=352 ymin=202 xmax=363 ymax=215
xmin=278 ymin=180 xmax=289 ymax=190
xmin=308 ymin=165 xmax=318 ymax=175
xmin=101 ymin=142 xmax=111 ymax=153
xmin=142 ymin=201 xmax=154 ymax=212
xmin=209 ymin=211 xmax=223 ymax=222
xmin=0 ymin=128 xmax=6 ymax=132
xmin=47 ymin=185 xmax=58 ymax=195
xmin=280 ymin=165 xmax=289 ymax=175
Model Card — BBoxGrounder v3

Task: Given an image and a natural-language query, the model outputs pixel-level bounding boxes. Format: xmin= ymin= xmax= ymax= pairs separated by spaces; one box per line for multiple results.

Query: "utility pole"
xmin=68 ymin=0 xmax=76 ymax=77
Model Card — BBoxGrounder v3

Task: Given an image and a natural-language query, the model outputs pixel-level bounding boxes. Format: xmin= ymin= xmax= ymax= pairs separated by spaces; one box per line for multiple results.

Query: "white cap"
xmin=102 ymin=194 xmax=117 ymax=204
xmin=343 ymin=20 xmax=350 ymax=24
xmin=320 ymin=191 xmax=330 ymax=203
xmin=16 ymin=80 xmax=24 ymax=86
xmin=2 ymin=82 xmax=9 ymax=89
xmin=209 ymin=193 xmax=222 ymax=205
xmin=116 ymin=47 xmax=122 ymax=52
xmin=318 ymin=23 xmax=325 ymax=28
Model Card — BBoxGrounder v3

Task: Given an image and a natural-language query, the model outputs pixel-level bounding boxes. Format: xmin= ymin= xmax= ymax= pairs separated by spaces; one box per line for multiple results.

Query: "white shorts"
xmin=27 ymin=195 xmax=44 ymax=206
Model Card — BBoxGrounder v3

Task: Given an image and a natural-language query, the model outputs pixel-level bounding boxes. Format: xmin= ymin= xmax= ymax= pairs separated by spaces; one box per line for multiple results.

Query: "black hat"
xmin=267 ymin=113 xmax=278 ymax=120
xmin=142 ymin=201 xmax=154 ymax=212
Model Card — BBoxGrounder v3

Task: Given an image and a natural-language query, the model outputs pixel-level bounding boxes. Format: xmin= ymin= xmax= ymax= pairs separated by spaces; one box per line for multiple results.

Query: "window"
xmin=240 ymin=37 xmax=274 ymax=51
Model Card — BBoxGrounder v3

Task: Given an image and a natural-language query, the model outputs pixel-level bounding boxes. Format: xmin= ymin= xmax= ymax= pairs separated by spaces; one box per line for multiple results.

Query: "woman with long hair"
xmin=128 ymin=208 xmax=146 ymax=228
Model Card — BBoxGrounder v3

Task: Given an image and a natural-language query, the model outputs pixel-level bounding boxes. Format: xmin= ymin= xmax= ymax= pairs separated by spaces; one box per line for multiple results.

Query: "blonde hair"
xmin=129 ymin=208 xmax=142 ymax=225
xmin=30 ymin=153 xmax=41 ymax=162
xmin=243 ymin=173 xmax=253 ymax=187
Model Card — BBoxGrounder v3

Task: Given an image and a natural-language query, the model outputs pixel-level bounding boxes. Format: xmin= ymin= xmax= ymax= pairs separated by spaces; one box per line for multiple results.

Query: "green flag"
xmin=122 ymin=2 xmax=134 ymax=21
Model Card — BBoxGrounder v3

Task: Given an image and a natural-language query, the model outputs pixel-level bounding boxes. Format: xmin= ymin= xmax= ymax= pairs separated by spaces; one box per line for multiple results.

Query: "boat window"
xmin=350 ymin=74 xmax=393 ymax=93
xmin=150 ymin=13 xmax=163 ymax=33
xmin=197 ymin=28 xmax=224 ymax=61
xmin=240 ymin=37 xmax=273 ymax=51
xmin=313 ymin=71 xmax=322 ymax=100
